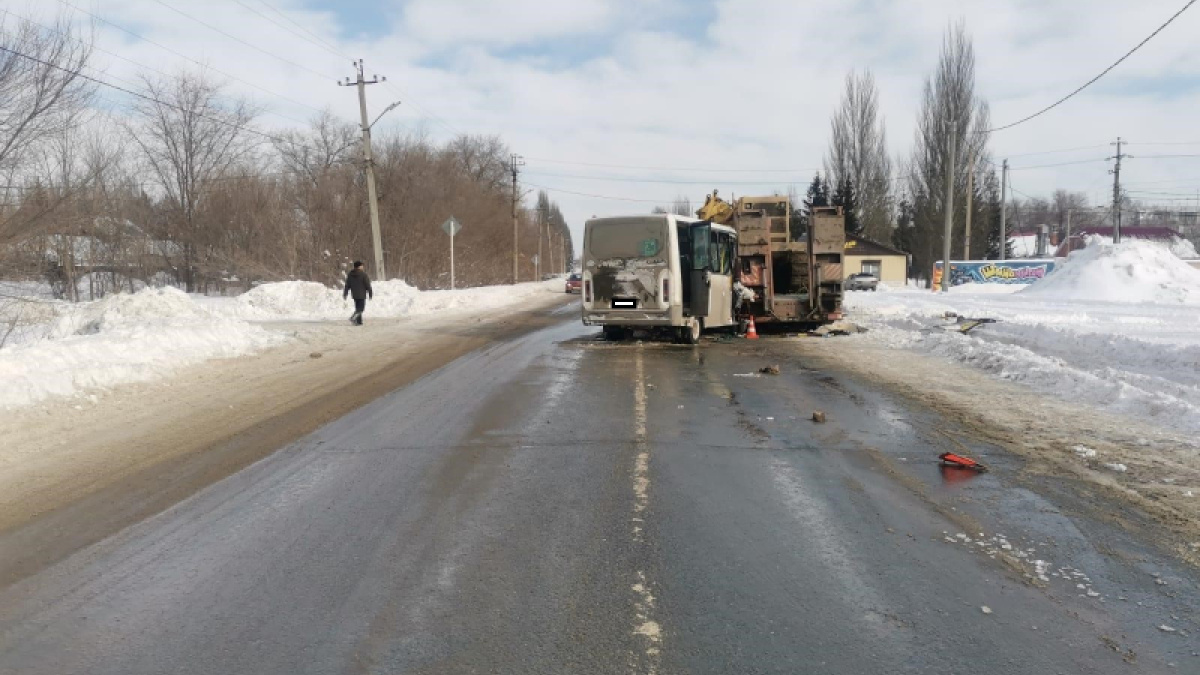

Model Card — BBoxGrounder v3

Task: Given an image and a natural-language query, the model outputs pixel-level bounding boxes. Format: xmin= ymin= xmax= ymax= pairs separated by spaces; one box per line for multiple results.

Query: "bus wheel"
xmin=685 ymin=318 xmax=702 ymax=345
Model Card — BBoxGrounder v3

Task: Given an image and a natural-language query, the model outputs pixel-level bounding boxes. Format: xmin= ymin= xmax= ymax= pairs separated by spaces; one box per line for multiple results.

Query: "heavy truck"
xmin=697 ymin=192 xmax=846 ymax=326
xmin=579 ymin=193 xmax=845 ymax=342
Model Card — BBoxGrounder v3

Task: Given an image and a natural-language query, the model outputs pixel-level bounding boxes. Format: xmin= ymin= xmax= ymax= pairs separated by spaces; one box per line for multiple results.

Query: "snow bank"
xmin=844 ymin=278 xmax=1200 ymax=436
xmin=0 ymin=279 xmax=561 ymax=409
xmin=1169 ymin=236 xmax=1200 ymax=259
xmin=1020 ymin=237 xmax=1200 ymax=305
xmin=0 ymin=287 xmax=282 ymax=409
xmin=207 ymin=278 xmax=558 ymax=321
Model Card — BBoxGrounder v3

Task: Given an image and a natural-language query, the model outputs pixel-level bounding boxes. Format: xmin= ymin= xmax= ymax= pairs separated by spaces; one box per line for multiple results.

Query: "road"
xmin=0 ymin=306 xmax=1195 ymax=674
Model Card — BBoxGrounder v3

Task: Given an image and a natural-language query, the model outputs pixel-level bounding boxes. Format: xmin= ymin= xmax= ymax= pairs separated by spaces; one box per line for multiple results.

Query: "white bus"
xmin=580 ymin=214 xmax=738 ymax=344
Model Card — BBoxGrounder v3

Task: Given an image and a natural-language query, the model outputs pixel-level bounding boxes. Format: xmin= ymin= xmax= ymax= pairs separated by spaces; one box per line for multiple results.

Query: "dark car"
xmin=845 ymin=272 xmax=879 ymax=291
xmin=565 ymin=273 xmax=582 ymax=294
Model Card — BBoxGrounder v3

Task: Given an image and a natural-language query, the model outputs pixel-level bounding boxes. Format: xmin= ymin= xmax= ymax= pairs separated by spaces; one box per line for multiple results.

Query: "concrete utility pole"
xmin=1065 ymin=209 xmax=1072 ymax=257
xmin=940 ymin=130 xmax=957 ymax=293
xmin=1109 ymin=137 xmax=1127 ymax=243
xmin=340 ymin=60 xmax=388 ymax=280
xmin=963 ymin=153 xmax=975 ymax=260
xmin=510 ymin=154 xmax=524 ymax=284
xmin=999 ymin=159 xmax=1008 ymax=261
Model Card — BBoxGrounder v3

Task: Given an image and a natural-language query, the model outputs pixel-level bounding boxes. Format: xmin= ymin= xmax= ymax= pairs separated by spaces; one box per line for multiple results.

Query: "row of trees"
xmin=813 ymin=21 xmax=1197 ymax=281
xmin=0 ymin=16 xmax=572 ymax=301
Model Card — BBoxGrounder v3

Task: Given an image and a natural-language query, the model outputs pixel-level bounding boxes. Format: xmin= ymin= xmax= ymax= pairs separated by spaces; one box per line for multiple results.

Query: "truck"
xmin=698 ymin=192 xmax=845 ymax=326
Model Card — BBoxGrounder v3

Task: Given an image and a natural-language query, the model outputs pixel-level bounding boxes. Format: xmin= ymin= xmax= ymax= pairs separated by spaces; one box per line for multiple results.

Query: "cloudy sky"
xmin=13 ymin=0 xmax=1200 ymax=249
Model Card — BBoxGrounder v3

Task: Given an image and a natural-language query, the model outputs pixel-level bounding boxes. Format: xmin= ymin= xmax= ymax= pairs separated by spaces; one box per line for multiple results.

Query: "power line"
xmin=56 ymin=0 xmax=328 ymax=119
xmin=988 ymin=0 xmax=1197 ymax=132
xmin=254 ymin=0 xmax=344 ymax=55
xmin=523 ymin=181 xmax=686 ymax=204
xmin=232 ymin=0 xmax=343 ymax=61
xmin=523 ymin=170 xmax=810 ymax=186
xmin=525 ymin=157 xmax=819 ymax=173
xmin=0 ymin=43 xmax=322 ymax=156
xmin=995 ymin=143 xmax=1111 ymax=159
xmin=153 ymin=0 xmax=338 ymax=82
xmin=1006 ymin=158 xmax=1110 ymax=170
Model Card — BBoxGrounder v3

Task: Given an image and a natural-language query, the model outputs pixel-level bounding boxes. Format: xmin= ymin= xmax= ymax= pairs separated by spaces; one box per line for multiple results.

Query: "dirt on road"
xmin=0 ymin=296 xmax=576 ymax=588
xmin=788 ymin=335 xmax=1200 ymax=565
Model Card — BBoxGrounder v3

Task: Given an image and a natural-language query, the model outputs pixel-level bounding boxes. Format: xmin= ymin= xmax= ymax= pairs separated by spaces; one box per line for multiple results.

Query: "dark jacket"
xmin=343 ymin=268 xmax=373 ymax=300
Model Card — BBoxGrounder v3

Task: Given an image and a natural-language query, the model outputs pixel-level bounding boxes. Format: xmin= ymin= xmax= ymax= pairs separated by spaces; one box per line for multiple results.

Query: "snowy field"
xmin=845 ymin=238 xmax=1200 ymax=437
xmin=0 ymin=278 xmax=562 ymax=409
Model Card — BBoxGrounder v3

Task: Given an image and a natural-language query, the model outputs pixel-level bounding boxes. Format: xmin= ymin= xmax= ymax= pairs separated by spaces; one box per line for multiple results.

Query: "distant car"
xmin=565 ymin=273 xmax=582 ymax=294
xmin=846 ymin=272 xmax=879 ymax=291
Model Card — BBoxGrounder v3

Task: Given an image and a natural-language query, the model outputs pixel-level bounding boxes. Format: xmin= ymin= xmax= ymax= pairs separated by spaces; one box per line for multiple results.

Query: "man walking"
xmin=343 ymin=261 xmax=373 ymax=325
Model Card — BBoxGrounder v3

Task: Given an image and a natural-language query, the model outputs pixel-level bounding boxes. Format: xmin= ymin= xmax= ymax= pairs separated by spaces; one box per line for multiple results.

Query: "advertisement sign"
xmin=932 ymin=259 xmax=1055 ymax=288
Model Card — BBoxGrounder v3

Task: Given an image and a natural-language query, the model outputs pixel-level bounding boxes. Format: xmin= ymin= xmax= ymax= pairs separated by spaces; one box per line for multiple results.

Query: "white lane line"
xmin=630 ymin=345 xmax=661 ymax=674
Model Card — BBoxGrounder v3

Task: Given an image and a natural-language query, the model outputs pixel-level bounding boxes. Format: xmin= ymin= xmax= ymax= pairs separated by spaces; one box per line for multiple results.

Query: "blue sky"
xmin=16 ymin=0 xmax=1200 ymax=247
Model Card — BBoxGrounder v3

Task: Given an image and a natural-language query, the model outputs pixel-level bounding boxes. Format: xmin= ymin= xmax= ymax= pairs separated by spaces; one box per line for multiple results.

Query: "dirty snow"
xmin=1 ymin=279 xmax=560 ymax=409
xmin=844 ymin=238 xmax=1200 ymax=436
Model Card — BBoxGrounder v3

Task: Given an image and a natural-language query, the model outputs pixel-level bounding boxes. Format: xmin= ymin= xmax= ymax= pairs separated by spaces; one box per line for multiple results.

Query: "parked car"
xmin=845 ymin=272 xmax=879 ymax=291
xmin=565 ymin=273 xmax=582 ymax=293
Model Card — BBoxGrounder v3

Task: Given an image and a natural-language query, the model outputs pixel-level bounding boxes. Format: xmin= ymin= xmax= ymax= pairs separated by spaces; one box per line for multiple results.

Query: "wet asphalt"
xmin=0 ymin=308 xmax=1196 ymax=674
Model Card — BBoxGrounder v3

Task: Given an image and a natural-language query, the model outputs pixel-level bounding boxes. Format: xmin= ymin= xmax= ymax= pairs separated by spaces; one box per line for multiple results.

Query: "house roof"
xmin=844 ymin=236 xmax=908 ymax=257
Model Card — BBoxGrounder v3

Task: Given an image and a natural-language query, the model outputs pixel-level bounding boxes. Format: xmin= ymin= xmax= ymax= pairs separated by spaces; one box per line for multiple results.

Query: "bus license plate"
xmin=613 ymin=298 xmax=637 ymax=309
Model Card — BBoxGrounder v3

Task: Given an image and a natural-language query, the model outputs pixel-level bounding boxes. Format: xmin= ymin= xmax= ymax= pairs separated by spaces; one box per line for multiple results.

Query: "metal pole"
xmin=510 ymin=154 xmax=523 ymax=284
xmin=450 ymin=226 xmax=455 ymax=290
xmin=1065 ymin=209 xmax=1071 ymax=258
xmin=940 ymin=130 xmax=957 ymax=292
xmin=964 ymin=153 xmax=974 ymax=260
xmin=1112 ymin=139 xmax=1120 ymax=243
xmin=999 ymin=159 xmax=1008 ymax=261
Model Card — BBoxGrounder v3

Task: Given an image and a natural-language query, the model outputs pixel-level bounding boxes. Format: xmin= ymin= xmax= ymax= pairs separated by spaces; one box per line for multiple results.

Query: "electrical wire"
xmin=0 ymin=43 xmax=323 ymax=156
xmin=56 ymin=0 xmax=327 ymax=118
xmin=988 ymin=0 xmax=1196 ymax=132
xmin=523 ymin=181 xmax=700 ymax=204
xmin=1006 ymin=158 xmax=1111 ymax=171
xmin=523 ymin=170 xmax=812 ymax=186
xmin=525 ymin=157 xmax=820 ymax=173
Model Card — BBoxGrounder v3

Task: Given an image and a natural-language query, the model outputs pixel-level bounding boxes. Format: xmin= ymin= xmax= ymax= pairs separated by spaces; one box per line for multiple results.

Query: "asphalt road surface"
xmin=1 ymin=310 xmax=1196 ymax=674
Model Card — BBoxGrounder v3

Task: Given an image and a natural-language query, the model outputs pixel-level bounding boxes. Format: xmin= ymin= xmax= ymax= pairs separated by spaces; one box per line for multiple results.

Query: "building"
xmin=843 ymin=236 xmax=909 ymax=284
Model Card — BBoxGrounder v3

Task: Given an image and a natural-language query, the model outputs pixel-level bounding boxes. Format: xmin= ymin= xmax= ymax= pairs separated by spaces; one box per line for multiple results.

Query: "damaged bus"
xmin=581 ymin=214 xmax=738 ymax=344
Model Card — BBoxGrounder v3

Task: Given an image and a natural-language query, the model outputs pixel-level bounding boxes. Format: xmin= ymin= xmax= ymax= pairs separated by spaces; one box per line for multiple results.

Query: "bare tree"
xmin=825 ymin=70 xmax=893 ymax=242
xmin=671 ymin=195 xmax=692 ymax=216
xmin=905 ymin=21 xmax=991 ymax=276
xmin=126 ymin=70 xmax=260 ymax=291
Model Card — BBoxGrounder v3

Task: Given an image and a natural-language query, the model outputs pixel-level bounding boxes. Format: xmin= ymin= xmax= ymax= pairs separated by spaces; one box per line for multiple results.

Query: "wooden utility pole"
xmin=340 ymin=60 xmax=388 ymax=280
xmin=510 ymin=154 xmax=524 ymax=283
xmin=999 ymin=159 xmax=1008 ymax=260
xmin=963 ymin=153 xmax=975 ymax=260
xmin=940 ymin=130 xmax=957 ymax=292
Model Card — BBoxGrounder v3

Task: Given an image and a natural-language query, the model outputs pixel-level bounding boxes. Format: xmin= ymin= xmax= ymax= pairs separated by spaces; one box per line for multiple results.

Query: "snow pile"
xmin=1020 ymin=237 xmax=1200 ymax=305
xmin=208 ymin=278 xmax=558 ymax=321
xmin=0 ymin=287 xmax=283 ymax=409
xmin=1170 ymin=236 xmax=1200 ymax=259
xmin=844 ymin=280 xmax=1200 ymax=436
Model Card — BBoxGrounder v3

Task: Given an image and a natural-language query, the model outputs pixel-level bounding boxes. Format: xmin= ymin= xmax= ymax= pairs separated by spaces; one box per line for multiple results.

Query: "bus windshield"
xmin=586 ymin=218 xmax=669 ymax=260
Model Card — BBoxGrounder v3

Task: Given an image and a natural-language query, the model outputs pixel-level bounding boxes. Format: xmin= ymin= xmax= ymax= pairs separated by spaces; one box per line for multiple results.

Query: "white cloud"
xmin=14 ymin=0 xmax=1200 ymax=250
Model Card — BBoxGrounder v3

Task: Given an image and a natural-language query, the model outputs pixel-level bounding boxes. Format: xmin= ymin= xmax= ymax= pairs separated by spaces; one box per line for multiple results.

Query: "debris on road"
xmin=309 ymin=352 xmax=323 ymax=359
xmin=939 ymin=452 xmax=988 ymax=472
xmin=1104 ymin=462 xmax=1129 ymax=473
xmin=1158 ymin=624 xmax=1177 ymax=633
xmin=810 ymin=321 xmax=865 ymax=337
xmin=981 ymin=606 xmax=993 ymax=615
xmin=812 ymin=411 xmax=826 ymax=423
xmin=759 ymin=364 xmax=780 ymax=375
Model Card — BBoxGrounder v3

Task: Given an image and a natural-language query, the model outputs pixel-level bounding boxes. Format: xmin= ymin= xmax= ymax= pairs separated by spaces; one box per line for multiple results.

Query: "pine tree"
xmin=832 ymin=176 xmax=861 ymax=237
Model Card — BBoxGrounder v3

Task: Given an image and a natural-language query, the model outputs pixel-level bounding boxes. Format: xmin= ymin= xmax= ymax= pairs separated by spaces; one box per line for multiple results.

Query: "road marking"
xmin=630 ymin=345 xmax=661 ymax=674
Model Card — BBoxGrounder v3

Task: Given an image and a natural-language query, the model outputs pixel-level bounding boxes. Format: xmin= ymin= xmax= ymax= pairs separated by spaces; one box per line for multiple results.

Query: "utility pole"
xmin=964 ymin=153 xmax=975 ymax=260
xmin=340 ymin=60 xmax=388 ymax=280
xmin=940 ymin=130 xmax=957 ymax=292
xmin=1065 ymin=209 xmax=1072 ymax=257
xmin=510 ymin=154 xmax=524 ymax=284
xmin=1109 ymin=137 xmax=1127 ymax=243
xmin=999 ymin=159 xmax=1008 ymax=261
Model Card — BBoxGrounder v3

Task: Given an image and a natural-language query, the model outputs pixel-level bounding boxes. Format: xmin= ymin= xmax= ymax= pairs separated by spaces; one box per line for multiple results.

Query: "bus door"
xmin=689 ymin=221 xmax=711 ymax=318
xmin=707 ymin=229 xmax=735 ymax=327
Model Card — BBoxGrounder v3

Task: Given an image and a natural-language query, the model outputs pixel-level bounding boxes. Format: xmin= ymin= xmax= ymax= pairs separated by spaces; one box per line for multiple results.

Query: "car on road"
xmin=845 ymin=272 xmax=879 ymax=291
xmin=565 ymin=273 xmax=582 ymax=293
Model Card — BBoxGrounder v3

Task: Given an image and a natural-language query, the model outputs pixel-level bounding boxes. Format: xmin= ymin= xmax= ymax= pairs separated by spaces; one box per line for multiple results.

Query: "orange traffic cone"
xmin=745 ymin=315 xmax=759 ymax=339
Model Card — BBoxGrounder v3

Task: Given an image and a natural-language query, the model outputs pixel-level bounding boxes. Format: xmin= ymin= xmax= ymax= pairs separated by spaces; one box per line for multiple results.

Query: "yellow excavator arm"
xmin=695 ymin=190 xmax=735 ymax=224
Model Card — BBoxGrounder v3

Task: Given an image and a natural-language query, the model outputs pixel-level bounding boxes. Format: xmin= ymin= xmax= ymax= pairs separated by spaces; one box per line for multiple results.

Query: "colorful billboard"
xmin=932 ymin=259 xmax=1056 ymax=288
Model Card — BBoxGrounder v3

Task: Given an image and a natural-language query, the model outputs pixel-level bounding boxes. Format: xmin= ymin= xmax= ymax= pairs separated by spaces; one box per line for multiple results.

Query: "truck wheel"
xmin=685 ymin=318 xmax=702 ymax=345
xmin=603 ymin=326 xmax=626 ymax=341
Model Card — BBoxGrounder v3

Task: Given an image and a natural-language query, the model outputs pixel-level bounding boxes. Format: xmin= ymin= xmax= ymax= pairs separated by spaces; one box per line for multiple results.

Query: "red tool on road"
xmin=938 ymin=452 xmax=988 ymax=472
